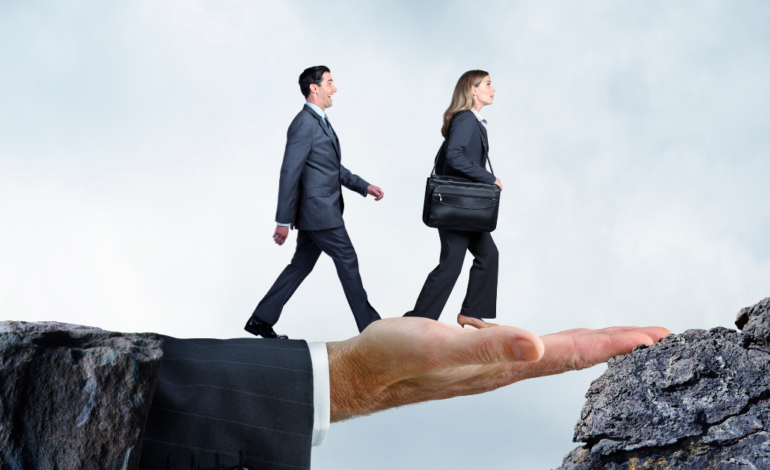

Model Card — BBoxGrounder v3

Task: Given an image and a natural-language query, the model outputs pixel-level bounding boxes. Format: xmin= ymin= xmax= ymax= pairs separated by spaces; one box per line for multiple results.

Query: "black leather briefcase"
xmin=422 ymin=121 xmax=500 ymax=232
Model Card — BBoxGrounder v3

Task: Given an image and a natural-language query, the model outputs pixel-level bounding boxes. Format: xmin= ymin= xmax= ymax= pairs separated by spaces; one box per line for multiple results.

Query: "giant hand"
xmin=327 ymin=317 xmax=670 ymax=422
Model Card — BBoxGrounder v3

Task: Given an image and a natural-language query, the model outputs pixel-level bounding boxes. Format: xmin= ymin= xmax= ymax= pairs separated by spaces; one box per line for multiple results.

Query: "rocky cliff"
xmin=0 ymin=321 xmax=163 ymax=470
xmin=559 ymin=298 xmax=770 ymax=469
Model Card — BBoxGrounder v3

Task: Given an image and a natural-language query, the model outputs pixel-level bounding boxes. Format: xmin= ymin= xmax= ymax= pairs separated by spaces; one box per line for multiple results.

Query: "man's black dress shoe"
xmin=244 ymin=317 xmax=288 ymax=339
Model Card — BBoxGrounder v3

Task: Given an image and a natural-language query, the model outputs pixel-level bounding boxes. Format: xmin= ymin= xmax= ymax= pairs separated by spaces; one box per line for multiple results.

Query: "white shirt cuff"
xmin=308 ymin=342 xmax=330 ymax=447
xmin=276 ymin=222 xmax=291 ymax=227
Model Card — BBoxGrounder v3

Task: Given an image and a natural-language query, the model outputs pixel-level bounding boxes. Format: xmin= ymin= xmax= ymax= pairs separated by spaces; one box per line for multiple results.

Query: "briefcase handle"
xmin=431 ymin=111 xmax=494 ymax=177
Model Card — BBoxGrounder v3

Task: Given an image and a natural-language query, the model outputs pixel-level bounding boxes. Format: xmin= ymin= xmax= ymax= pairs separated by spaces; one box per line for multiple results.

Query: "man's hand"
xmin=366 ymin=185 xmax=384 ymax=201
xmin=494 ymin=178 xmax=503 ymax=191
xmin=327 ymin=317 xmax=669 ymax=422
xmin=273 ymin=225 xmax=289 ymax=246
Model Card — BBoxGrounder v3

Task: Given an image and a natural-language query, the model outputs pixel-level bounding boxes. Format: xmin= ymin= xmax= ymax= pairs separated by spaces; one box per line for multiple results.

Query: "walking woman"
xmin=405 ymin=70 xmax=503 ymax=329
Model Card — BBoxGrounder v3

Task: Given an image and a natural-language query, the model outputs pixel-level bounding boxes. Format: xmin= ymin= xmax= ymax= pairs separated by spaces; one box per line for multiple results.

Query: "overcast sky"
xmin=2 ymin=1 xmax=769 ymax=468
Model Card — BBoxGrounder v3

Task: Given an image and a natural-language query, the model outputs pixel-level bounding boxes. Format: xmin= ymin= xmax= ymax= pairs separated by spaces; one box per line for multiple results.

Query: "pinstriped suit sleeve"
xmin=139 ymin=336 xmax=314 ymax=470
xmin=275 ymin=118 xmax=312 ymax=226
xmin=339 ymin=164 xmax=370 ymax=197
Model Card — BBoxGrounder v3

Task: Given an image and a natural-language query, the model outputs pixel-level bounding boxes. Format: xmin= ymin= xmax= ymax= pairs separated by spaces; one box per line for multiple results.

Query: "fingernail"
xmin=513 ymin=340 xmax=539 ymax=361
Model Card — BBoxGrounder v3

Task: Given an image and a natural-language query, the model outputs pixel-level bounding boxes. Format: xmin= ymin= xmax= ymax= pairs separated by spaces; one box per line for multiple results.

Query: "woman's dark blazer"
xmin=435 ymin=110 xmax=496 ymax=184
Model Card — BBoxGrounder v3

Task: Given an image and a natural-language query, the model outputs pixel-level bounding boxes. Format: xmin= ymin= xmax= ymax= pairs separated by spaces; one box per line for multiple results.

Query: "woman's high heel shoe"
xmin=457 ymin=314 xmax=499 ymax=329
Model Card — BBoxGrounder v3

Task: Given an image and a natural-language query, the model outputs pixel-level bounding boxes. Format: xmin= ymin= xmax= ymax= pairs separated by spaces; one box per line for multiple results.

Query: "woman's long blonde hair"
xmin=441 ymin=70 xmax=489 ymax=137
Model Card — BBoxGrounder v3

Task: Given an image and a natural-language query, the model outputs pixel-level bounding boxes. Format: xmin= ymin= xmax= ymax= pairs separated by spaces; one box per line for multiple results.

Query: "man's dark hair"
xmin=298 ymin=66 xmax=331 ymax=98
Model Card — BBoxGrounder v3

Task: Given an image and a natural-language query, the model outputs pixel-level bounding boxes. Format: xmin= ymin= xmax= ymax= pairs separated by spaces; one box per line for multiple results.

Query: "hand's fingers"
xmin=274 ymin=232 xmax=287 ymax=246
xmin=639 ymin=326 xmax=671 ymax=340
xmin=612 ymin=326 xmax=671 ymax=344
xmin=580 ymin=326 xmax=670 ymax=341
xmin=556 ymin=326 xmax=669 ymax=338
xmin=557 ymin=326 xmax=640 ymax=337
xmin=594 ymin=328 xmax=670 ymax=360
xmin=540 ymin=327 xmax=670 ymax=372
xmin=553 ymin=327 xmax=594 ymax=336
xmin=586 ymin=326 xmax=642 ymax=334
xmin=439 ymin=325 xmax=545 ymax=367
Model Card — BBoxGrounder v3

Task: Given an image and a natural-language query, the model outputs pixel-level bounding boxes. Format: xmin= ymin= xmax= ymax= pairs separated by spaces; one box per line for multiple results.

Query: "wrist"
xmin=327 ymin=340 xmax=377 ymax=422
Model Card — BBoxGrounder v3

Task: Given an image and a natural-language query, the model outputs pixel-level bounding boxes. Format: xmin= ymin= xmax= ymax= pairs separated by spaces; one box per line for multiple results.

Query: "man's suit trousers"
xmin=253 ymin=226 xmax=380 ymax=333
xmin=405 ymin=228 xmax=498 ymax=321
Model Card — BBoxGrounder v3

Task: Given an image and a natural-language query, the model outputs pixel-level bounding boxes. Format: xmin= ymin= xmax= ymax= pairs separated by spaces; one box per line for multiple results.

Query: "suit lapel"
xmin=475 ymin=120 xmax=493 ymax=174
xmin=330 ymin=125 xmax=341 ymax=160
xmin=303 ymin=106 xmax=341 ymax=159
xmin=477 ymin=121 xmax=489 ymax=153
xmin=479 ymin=122 xmax=488 ymax=140
xmin=326 ymin=120 xmax=341 ymax=160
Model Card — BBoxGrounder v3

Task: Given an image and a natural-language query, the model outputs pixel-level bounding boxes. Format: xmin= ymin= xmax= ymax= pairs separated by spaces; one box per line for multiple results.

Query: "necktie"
xmin=325 ymin=117 xmax=336 ymax=139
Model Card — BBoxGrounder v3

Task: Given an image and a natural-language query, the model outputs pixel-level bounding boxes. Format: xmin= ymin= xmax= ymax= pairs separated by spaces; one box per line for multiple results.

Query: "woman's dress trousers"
xmin=405 ymin=228 xmax=498 ymax=320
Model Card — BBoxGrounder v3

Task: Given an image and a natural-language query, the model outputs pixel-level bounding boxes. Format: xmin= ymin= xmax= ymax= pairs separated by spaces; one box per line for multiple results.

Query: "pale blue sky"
xmin=1 ymin=1 xmax=769 ymax=468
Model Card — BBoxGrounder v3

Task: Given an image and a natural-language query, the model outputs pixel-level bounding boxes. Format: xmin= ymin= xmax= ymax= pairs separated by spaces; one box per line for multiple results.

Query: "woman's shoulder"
xmin=453 ymin=109 xmax=474 ymax=122
xmin=449 ymin=110 xmax=477 ymax=133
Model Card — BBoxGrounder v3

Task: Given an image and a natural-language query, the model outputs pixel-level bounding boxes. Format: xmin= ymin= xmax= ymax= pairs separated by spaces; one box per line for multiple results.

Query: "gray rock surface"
xmin=558 ymin=297 xmax=770 ymax=469
xmin=0 ymin=321 xmax=163 ymax=470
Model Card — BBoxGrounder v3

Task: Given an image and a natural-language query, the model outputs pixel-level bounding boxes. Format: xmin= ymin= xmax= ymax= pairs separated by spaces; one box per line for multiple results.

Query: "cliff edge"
xmin=558 ymin=298 xmax=770 ymax=469
xmin=0 ymin=321 xmax=163 ymax=470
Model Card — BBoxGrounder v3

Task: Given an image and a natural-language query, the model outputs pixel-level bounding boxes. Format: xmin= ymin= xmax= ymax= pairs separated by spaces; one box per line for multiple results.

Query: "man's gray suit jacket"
xmin=139 ymin=336 xmax=314 ymax=470
xmin=276 ymin=105 xmax=369 ymax=231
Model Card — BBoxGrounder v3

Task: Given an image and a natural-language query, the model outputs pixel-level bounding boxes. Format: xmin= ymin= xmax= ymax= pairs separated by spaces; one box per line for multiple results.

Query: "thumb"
xmin=441 ymin=326 xmax=545 ymax=366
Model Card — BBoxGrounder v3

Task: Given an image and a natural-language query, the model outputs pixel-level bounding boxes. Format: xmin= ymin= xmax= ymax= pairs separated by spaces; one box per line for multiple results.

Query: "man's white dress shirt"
xmin=308 ymin=342 xmax=330 ymax=446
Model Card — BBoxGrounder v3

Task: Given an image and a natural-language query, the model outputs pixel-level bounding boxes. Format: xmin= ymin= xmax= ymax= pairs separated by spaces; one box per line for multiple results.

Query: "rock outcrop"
xmin=558 ymin=298 xmax=770 ymax=469
xmin=0 ymin=321 xmax=163 ymax=470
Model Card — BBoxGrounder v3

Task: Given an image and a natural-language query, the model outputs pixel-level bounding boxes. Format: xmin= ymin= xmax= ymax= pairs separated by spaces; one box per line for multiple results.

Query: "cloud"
xmin=1 ymin=0 xmax=769 ymax=468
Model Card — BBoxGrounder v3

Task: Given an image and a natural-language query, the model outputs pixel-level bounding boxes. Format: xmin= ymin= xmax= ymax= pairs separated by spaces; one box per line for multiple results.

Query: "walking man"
xmin=245 ymin=65 xmax=384 ymax=339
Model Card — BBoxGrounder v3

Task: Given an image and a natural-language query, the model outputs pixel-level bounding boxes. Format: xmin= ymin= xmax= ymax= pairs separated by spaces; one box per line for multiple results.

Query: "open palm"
xmin=327 ymin=317 xmax=670 ymax=421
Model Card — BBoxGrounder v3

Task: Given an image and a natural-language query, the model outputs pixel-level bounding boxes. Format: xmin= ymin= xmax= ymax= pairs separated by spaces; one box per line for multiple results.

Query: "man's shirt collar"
xmin=304 ymin=102 xmax=326 ymax=120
